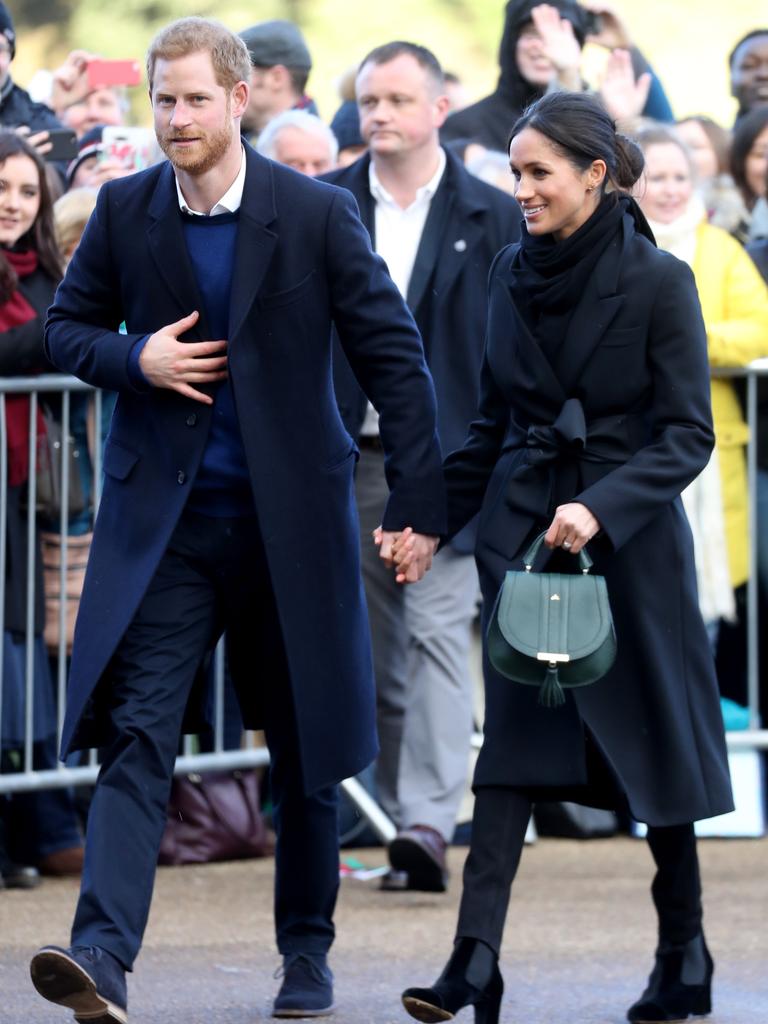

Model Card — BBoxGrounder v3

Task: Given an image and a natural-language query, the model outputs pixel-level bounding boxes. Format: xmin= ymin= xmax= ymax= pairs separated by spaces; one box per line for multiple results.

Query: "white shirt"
xmin=174 ymin=146 xmax=246 ymax=216
xmin=368 ymin=148 xmax=446 ymax=298
xmin=361 ymin=149 xmax=446 ymax=435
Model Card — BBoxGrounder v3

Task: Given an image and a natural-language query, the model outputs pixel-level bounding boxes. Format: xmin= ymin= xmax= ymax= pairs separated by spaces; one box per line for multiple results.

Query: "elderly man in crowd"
xmin=257 ymin=109 xmax=337 ymax=176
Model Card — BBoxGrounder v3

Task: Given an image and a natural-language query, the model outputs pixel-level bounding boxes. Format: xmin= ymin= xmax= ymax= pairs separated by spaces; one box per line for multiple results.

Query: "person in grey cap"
xmin=238 ymin=19 xmax=317 ymax=142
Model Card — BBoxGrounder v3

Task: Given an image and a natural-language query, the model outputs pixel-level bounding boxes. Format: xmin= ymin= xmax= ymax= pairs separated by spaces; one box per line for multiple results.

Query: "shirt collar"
xmin=368 ymin=147 xmax=446 ymax=208
xmin=175 ymin=146 xmax=246 ymax=217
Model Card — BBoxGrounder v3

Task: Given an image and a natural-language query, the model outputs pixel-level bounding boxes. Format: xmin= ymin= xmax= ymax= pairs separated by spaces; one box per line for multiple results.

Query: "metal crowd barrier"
xmin=0 ymin=368 xmax=766 ymax=838
xmin=0 ymin=375 xmax=393 ymax=840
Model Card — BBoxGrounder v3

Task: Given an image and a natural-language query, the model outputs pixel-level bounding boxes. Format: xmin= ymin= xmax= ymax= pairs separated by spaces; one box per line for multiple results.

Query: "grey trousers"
xmin=356 ymin=444 xmax=478 ymax=841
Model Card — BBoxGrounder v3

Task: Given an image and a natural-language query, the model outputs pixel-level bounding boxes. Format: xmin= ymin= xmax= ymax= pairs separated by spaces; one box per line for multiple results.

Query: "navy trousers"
xmin=71 ymin=509 xmax=339 ymax=970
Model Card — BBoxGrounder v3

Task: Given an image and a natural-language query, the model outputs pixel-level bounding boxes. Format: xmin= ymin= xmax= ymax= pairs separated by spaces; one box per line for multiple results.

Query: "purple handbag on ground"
xmin=158 ymin=769 xmax=274 ymax=865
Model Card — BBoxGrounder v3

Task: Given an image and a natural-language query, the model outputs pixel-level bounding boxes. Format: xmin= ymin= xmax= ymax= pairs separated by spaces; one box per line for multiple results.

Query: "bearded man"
xmin=29 ymin=17 xmax=444 ymax=1024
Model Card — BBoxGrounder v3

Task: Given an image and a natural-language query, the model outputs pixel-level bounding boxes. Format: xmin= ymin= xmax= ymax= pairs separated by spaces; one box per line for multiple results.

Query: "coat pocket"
xmin=258 ymin=270 xmax=316 ymax=310
xmin=103 ymin=437 xmax=140 ymax=481
xmin=600 ymin=326 xmax=645 ymax=348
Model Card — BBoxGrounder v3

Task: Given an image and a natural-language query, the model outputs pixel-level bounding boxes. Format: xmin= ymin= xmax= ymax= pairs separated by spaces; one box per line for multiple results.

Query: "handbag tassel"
xmin=539 ymin=664 xmax=566 ymax=708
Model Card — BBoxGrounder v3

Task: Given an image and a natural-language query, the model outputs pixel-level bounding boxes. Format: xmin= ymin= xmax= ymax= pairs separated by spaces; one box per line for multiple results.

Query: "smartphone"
xmin=44 ymin=128 xmax=79 ymax=163
xmin=100 ymin=126 xmax=162 ymax=172
xmin=582 ymin=11 xmax=603 ymax=35
xmin=87 ymin=58 xmax=142 ymax=90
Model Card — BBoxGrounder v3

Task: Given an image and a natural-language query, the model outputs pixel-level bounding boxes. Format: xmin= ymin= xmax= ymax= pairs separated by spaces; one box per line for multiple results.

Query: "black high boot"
xmin=628 ymin=825 xmax=712 ymax=1022
xmin=627 ymin=931 xmax=713 ymax=1022
xmin=401 ymin=938 xmax=503 ymax=1024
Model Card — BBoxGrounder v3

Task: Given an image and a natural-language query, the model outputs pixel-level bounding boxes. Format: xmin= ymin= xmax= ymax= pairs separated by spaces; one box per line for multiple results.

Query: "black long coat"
xmin=45 ymin=147 xmax=446 ymax=793
xmin=443 ymin=211 xmax=733 ymax=826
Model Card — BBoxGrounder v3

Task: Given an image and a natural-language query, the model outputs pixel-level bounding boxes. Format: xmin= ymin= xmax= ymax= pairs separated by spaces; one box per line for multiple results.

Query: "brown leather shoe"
xmin=387 ymin=825 xmax=449 ymax=892
xmin=38 ymin=846 xmax=84 ymax=877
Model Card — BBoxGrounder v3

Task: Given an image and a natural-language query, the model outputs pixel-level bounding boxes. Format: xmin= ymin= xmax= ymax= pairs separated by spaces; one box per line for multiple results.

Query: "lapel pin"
xmin=453 ymin=239 xmax=467 ymax=252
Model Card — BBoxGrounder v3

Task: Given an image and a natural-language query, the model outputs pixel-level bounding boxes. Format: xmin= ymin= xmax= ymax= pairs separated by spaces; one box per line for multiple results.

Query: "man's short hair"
xmin=256 ymin=110 xmax=338 ymax=165
xmin=357 ymin=41 xmax=444 ymax=92
xmin=146 ymin=17 xmax=251 ymax=93
xmin=728 ymin=29 xmax=768 ymax=69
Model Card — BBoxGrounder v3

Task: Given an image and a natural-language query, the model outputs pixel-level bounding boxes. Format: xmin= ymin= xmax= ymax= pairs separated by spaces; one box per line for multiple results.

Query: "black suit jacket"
xmin=324 ymin=148 xmax=521 ymax=551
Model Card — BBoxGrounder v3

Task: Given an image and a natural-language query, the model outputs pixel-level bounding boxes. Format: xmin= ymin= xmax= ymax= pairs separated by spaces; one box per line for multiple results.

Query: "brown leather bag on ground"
xmin=158 ymin=769 xmax=274 ymax=866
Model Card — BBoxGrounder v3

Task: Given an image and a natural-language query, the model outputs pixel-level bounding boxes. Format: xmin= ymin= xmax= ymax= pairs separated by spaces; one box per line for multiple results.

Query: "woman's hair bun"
xmin=614 ymin=133 xmax=645 ymax=189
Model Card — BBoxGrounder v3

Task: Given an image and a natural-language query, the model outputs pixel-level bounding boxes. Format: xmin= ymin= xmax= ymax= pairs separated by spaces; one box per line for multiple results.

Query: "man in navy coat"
xmin=326 ymin=43 xmax=520 ymax=892
xmin=30 ymin=17 xmax=444 ymax=1024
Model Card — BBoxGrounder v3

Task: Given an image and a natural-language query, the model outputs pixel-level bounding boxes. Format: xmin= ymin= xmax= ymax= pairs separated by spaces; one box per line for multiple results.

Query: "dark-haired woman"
xmin=398 ymin=92 xmax=732 ymax=1024
xmin=0 ymin=131 xmax=83 ymax=882
xmin=731 ymin=106 xmax=768 ymax=243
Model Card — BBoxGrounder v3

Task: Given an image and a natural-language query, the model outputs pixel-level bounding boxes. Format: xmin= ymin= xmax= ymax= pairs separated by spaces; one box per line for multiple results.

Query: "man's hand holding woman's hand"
xmin=373 ymin=526 xmax=439 ymax=584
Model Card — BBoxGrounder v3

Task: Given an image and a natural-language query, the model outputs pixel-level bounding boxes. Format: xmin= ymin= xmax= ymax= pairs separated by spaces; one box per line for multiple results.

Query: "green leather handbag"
xmin=487 ymin=532 xmax=616 ymax=708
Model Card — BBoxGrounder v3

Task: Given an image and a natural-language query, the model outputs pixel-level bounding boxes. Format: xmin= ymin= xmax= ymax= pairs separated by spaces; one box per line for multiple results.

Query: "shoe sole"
xmin=272 ymin=1004 xmax=336 ymax=1018
xmin=388 ymin=839 xmax=448 ymax=893
xmin=402 ymin=995 xmax=454 ymax=1023
xmin=30 ymin=949 xmax=127 ymax=1023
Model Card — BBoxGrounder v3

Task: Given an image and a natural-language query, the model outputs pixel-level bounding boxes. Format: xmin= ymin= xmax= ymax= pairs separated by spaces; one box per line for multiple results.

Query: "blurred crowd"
xmin=0 ymin=0 xmax=766 ymax=893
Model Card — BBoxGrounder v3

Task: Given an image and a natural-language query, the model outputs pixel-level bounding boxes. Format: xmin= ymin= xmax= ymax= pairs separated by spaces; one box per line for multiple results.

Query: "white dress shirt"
xmin=361 ymin=149 xmax=447 ymax=435
xmin=174 ymin=146 xmax=246 ymax=216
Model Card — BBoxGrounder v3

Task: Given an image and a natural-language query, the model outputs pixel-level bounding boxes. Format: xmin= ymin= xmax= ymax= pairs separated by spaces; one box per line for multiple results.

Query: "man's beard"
xmin=157 ymin=120 xmax=233 ymax=175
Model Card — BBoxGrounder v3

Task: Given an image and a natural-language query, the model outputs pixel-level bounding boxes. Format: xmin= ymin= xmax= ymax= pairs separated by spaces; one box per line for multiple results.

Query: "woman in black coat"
xmin=397 ymin=93 xmax=733 ymax=1024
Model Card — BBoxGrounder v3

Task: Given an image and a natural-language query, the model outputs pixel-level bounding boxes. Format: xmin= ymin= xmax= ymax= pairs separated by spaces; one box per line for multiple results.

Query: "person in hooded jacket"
xmin=441 ymin=0 xmax=673 ymax=152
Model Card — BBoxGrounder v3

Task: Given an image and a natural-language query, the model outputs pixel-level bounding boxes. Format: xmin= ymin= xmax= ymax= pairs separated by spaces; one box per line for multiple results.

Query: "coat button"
xmin=453 ymin=239 xmax=467 ymax=252
xmin=186 ymin=413 xmax=197 ymax=427
xmin=177 ymin=471 xmax=186 ymax=485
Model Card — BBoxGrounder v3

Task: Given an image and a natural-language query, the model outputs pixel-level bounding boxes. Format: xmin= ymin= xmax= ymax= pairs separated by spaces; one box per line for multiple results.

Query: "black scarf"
xmin=508 ymin=195 xmax=652 ymax=362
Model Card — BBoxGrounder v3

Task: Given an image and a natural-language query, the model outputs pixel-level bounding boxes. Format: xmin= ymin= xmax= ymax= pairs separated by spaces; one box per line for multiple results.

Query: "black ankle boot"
xmin=402 ymin=938 xmax=503 ymax=1024
xmin=627 ymin=932 xmax=713 ymax=1022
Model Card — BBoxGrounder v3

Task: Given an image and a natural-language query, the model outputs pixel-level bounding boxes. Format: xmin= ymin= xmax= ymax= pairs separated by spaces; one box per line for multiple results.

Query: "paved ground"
xmin=1 ymin=837 xmax=766 ymax=1024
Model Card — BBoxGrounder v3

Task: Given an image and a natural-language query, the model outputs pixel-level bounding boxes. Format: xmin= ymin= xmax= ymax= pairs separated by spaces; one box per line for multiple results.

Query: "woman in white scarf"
xmin=634 ymin=125 xmax=768 ymax=640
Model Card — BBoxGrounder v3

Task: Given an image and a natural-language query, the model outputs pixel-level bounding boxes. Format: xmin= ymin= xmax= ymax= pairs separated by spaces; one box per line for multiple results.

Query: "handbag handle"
xmin=522 ymin=531 xmax=593 ymax=574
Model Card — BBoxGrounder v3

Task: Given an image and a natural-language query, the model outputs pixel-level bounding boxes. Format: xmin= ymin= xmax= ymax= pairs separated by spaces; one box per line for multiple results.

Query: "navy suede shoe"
xmin=273 ymin=953 xmax=335 ymax=1018
xmin=30 ymin=944 xmax=128 ymax=1023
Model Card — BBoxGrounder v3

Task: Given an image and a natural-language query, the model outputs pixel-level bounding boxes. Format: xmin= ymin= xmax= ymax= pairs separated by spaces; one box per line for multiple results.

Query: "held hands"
xmin=373 ymin=526 xmax=439 ymax=584
xmin=139 ymin=310 xmax=228 ymax=405
xmin=544 ymin=502 xmax=601 ymax=556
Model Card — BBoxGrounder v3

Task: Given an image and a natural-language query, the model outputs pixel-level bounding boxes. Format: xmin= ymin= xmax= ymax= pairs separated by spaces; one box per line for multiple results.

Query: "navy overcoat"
xmin=443 ymin=211 xmax=733 ymax=826
xmin=45 ymin=146 xmax=446 ymax=793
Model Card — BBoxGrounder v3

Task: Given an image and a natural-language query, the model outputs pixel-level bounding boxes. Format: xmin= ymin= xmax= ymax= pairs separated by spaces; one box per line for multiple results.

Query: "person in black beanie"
xmin=0 ymin=2 xmax=64 ymax=147
xmin=441 ymin=0 xmax=671 ymax=152
xmin=329 ymin=99 xmax=365 ymax=166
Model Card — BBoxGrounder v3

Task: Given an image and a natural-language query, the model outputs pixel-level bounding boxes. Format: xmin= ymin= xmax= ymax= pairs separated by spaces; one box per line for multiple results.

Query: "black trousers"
xmin=456 ymin=787 xmax=702 ymax=954
xmin=71 ymin=509 xmax=340 ymax=970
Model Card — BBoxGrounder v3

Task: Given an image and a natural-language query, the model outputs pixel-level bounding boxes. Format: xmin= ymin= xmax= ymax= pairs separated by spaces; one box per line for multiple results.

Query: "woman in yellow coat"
xmin=636 ymin=124 xmax=768 ymax=620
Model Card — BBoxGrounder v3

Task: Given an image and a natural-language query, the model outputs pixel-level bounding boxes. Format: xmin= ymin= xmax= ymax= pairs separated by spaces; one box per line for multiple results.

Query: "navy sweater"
xmin=181 ymin=209 xmax=255 ymax=517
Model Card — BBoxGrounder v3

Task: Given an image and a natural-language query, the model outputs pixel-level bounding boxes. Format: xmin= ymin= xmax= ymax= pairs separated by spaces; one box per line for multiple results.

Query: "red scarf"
xmin=0 ymin=249 xmax=46 ymax=487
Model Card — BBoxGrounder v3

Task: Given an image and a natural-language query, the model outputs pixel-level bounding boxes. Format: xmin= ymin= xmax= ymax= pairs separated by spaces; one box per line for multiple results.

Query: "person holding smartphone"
xmin=49 ymin=51 xmax=133 ymax=140
xmin=0 ymin=3 xmax=66 ymax=161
